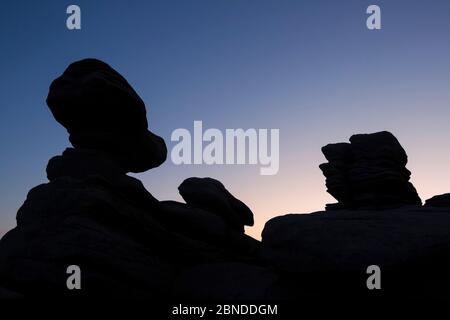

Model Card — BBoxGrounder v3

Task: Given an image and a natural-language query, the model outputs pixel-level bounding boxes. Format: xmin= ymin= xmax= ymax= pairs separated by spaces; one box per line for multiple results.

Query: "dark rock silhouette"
xmin=178 ymin=177 xmax=254 ymax=232
xmin=259 ymin=132 xmax=450 ymax=299
xmin=46 ymin=58 xmax=167 ymax=173
xmin=0 ymin=59 xmax=266 ymax=298
xmin=425 ymin=193 xmax=450 ymax=207
xmin=260 ymin=207 xmax=450 ymax=299
xmin=1 ymin=59 xmax=450 ymax=300
xmin=319 ymin=131 xmax=422 ymax=210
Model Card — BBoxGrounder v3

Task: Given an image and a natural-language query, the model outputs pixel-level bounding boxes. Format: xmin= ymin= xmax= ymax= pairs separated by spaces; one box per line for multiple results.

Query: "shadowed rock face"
xmin=319 ymin=131 xmax=422 ymax=210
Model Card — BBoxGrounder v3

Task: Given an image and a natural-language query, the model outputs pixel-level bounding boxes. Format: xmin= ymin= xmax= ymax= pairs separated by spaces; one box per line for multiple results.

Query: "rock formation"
xmin=319 ymin=131 xmax=422 ymax=210
xmin=425 ymin=193 xmax=450 ymax=207
xmin=178 ymin=177 xmax=254 ymax=232
xmin=258 ymin=132 xmax=450 ymax=299
xmin=260 ymin=206 xmax=450 ymax=299
xmin=1 ymin=58 xmax=450 ymax=301
xmin=46 ymin=58 xmax=167 ymax=173
xmin=0 ymin=59 xmax=267 ymax=298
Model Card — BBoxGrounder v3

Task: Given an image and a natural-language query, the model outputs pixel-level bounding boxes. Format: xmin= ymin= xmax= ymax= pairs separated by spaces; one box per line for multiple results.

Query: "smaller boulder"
xmin=178 ymin=177 xmax=254 ymax=232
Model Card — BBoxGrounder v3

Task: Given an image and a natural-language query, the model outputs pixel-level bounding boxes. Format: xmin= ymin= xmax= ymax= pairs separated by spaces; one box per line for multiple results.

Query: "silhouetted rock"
xmin=257 ymin=131 xmax=450 ymax=299
xmin=46 ymin=58 xmax=167 ymax=173
xmin=179 ymin=177 xmax=254 ymax=232
xmin=319 ymin=131 xmax=421 ymax=210
xmin=0 ymin=59 xmax=264 ymax=298
xmin=260 ymin=206 xmax=450 ymax=298
xmin=425 ymin=193 xmax=450 ymax=207
xmin=0 ymin=148 xmax=193 ymax=297
xmin=4 ymin=57 xmax=450 ymax=301
xmin=158 ymin=199 xmax=259 ymax=256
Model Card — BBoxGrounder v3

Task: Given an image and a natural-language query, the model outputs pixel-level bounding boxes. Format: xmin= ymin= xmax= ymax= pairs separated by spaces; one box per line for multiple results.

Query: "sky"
xmin=0 ymin=0 xmax=450 ymax=240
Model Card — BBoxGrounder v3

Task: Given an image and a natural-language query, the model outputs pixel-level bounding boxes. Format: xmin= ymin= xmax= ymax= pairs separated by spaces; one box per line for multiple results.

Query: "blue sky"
xmin=1 ymin=0 xmax=450 ymax=239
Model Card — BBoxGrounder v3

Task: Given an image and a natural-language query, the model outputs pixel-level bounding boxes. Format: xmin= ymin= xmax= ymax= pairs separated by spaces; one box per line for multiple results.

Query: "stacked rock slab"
xmin=319 ymin=131 xmax=422 ymax=210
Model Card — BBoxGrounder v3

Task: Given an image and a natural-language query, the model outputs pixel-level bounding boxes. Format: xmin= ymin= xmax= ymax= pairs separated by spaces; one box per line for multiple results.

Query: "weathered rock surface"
xmin=319 ymin=131 xmax=422 ymax=210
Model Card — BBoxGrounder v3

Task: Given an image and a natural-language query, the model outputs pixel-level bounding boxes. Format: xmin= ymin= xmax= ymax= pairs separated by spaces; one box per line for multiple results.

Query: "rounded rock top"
xmin=46 ymin=58 xmax=167 ymax=173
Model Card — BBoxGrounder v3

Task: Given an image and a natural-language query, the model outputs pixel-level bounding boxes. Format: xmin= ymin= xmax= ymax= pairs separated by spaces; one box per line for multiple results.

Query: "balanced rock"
xmin=178 ymin=177 xmax=254 ymax=232
xmin=46 ymin=58 xmax=167 ymax=173
xmin=319 ymin=131 xmax=421 ymax=210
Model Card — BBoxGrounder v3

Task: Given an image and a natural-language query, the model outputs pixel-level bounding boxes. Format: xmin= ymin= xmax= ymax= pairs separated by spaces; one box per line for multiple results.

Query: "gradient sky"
xmin=1 ymin=0 xmax=450 ymax=239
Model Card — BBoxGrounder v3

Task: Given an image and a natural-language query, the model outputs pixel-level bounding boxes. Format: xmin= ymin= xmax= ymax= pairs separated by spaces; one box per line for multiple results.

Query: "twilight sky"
xmin=1 ymin=0 xmax=450 ymax=239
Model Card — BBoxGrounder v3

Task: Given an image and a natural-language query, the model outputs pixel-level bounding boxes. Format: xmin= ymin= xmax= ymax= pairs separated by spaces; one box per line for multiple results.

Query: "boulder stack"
xmin=319 ymin=131 xmax=422 ymax=210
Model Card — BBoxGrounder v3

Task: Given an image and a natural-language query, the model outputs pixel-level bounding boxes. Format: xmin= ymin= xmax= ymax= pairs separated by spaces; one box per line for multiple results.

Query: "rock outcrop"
xmin=425 ymin=193 xmax=450 ymax=207
xmin=1 ymin=58 xmax=450 ymax=301
xmin=258 ymin=132 xmax=450 ymax=299
xmin=319 ymin=131 xmax=422 ymax=210
xmin=46 ymin=58 xmax=167 ymax=173
xmin=260 ymin=206 xmax=450 ymax=299
xmin=0 ymin=59 xmax=267 ymax=298
xmin=178 ymin=177 xmax=254 ymax=232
